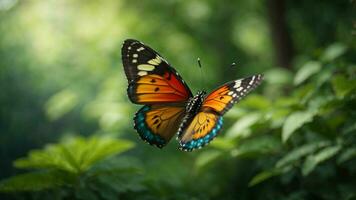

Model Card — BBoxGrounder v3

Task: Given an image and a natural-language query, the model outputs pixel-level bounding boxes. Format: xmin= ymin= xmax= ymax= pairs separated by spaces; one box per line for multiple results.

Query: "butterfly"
xmin=121 ymin=39 xmax=263 ymax=151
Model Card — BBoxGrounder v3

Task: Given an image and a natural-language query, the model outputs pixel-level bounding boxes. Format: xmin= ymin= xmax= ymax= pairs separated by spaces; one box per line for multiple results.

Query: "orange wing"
xmin=134 ymin=105 xmax=185 ymax=148
xmin=178 ymin=110 xmax=223 ymax=151
xmin=178 ymin=74 xmax=263 ymax=151
xmin=203 ymin=74 xmax=263 ymax=114
xmin=122 ymin=39 xmax=192 ymax=104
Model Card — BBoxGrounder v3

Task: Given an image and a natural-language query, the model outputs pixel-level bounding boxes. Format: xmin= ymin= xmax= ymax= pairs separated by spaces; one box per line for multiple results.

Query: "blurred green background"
xmin=0 ymin=0 xmax=355 ymax=199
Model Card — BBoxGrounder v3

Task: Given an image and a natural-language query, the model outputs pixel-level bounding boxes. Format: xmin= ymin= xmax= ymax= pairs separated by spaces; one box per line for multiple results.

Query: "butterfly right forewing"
xmin=202 ymin=74 xmax=263 ymax=114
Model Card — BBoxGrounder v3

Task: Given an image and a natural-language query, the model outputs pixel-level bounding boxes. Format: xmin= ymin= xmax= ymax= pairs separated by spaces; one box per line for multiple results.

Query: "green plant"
xmin=194 ymin=43 xmax=356 ymax=199
xmin=0 ymin=136 xmax=146 ymax=199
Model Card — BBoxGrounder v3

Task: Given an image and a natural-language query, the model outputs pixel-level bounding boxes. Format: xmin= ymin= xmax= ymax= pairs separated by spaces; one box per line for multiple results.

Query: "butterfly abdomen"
xmin=185 ymin=91 xmax=206 ymax=113
xmin=177 ymin=91 xmax=206 ymax=137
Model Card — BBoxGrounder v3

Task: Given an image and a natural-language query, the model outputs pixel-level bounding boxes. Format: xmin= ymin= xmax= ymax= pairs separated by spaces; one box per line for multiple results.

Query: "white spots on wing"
xmin=233 ymin=80 xmax=241 ymax=88
xmin=138 ymin=64 xmax=155 ymax=71
xmin=133 ymin=54 xmax=138 ymax=58
xmin=137 ymin=47 xmax=145 ymax=52
xmin=232 ymin=93 xmax=237 ymax=98
xmin=249 ymin=76 xmax=256 ymax=85
xmin=148 ymin=56 xmax=162 ymax=65
xmin=128 ymin=46 xmax=132 ymax=50
xmin=236 ymin=87 xmax=243 ymax=92
xmin=132 ymin=59 xmax=137 ymax=63
xmin=228 ymin=91 xmax=234 ymax=95
xmin=138 ymin=71 xmax=148 ymax=76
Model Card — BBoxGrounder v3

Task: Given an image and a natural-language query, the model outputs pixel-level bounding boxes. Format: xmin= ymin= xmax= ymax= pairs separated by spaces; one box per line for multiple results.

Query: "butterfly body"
xmin=122 ymin=39 xmax=263 ymax=151
xmin=185 ymin=91 xmax=206 ymax=114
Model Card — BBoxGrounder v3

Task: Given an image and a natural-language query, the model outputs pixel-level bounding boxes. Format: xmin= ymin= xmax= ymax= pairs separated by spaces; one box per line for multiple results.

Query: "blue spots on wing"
xmin=180 ymin=117 xmax=223 ymax=151
xmin=134 ymin=106 xmax=166 ymax=148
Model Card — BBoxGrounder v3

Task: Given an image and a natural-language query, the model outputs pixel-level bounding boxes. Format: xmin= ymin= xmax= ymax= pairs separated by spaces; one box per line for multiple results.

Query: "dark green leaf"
xmin=321 ymin=43 xmax=347 ymax=62
xmin=195 ymin=150 xmax=222 ymax=170
xmin=14 ymin=136 xmax=135 ymax=174
xmin=0 ymin=171 xmax=68 ymax=192
xmin=225 ymin=113 xmax=262 ymax=139
xmin=248 ymin=167 xmax=291 ymax=187
xmin=276 ymin=141 xmax=330 ymax=168
xmin=331 ymin=74 xmax=356 ymax=99
xmin=294 ymin=61 xmax=321 ymax=85
xmin=338 ymin=147 xmax=356 ymax=164
xmin=282 ymin=111 xmax=316 ymax=143
xmin=302 ymin=145 xmax=341 ymax=176
xmin=231 ymin=136 xmax=281 ymax=158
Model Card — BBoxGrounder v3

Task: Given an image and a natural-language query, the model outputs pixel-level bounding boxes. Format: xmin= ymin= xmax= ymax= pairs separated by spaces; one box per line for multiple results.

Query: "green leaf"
xmin=74 ymin=136 xmax=135 ymax=172
xmin=276 ymin=141 xmax=330 ymax=168
xmin=14 ymin=136 xmax=135 ymax=173
xmin=294 ymin=83 xmax=315 ymax=103
xmin=282 ymin=111 xmax=316 ymax=143
xmin=315 ymin=68 xmax=333 ymax=87
xmin=302 ymin=145 xmax=341 ymax=176
xmin=248 ymin=168 xmax=290 ymax=187
xmin=231 ymin=136 xmax=280 ymax=158
xmin=248 ymin=170 xmax=278 ymax=187
xmin=45 ymin=89 xmax=78 ymax=121
xmin=210 ymin=137 xmax=236 ymax=150
xmin=331 ymin=74 xmax=356 ymax=99
xmin=195 ymin=150 xmax=222 ymax=170
xmin=225 ymin=113 xmax=261 ymax=139
xmin=264 ymin=68 xmax=293 ymax=85
xmin=294 ymin=61 xmax=321 ymax=85
xmin=321 ymin=43 xmax=347 ymax=62
xmin=0 ymin=171 xmax=68 ymax=192
xmin=338 ymin=147 xmax=356 ymax=164
xmin=307 ymin=95 xmax=335 ymax=114
xmin=238 ymin=94 xmax=272 ymax=110
xmin=14 ymin=145 xmax=79 ymax=173
xmin=342 ymin=122 xmax=356 ymax=135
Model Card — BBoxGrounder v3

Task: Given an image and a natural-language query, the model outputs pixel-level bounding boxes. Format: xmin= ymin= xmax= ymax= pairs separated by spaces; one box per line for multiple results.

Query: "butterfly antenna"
xmin=197 ymin=58 xmax=205 ymax=91
xmin=225 ymin=61 xmax=237 ymax=75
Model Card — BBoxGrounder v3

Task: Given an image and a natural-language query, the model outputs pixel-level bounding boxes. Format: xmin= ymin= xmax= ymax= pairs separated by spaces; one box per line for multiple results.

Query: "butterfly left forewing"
xmin=122 ymin=39 xmax=192 ymax=104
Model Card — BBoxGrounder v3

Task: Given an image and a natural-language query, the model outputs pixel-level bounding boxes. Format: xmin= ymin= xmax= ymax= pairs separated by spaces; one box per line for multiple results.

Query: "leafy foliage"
xmin=193 ymin=43 xmax=356 ymax=199
xmin=0 ymin=136 xmax=144 ymax=199
xmin=282 ymin=110 xmax=315 ymax=142
xmin=13 ymin=136 xmax=134 ymax=173
xmin=0 ymin=1 xmax=355 ymax=200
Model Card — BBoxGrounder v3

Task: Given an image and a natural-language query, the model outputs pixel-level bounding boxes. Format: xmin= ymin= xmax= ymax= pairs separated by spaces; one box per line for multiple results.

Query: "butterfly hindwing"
xmin=202 ymin=74 xmax=263 ymax=114
xmin=178 ymin=110 xmax=223 ymax=151
xmin=134 ymin=104 xmax=185 ymax=148
xmin=122 ymin=39 xmax=192 ymax=104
